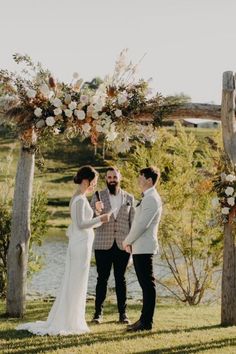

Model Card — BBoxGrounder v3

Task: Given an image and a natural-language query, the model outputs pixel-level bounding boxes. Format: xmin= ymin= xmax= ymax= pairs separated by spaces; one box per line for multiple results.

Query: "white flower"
xmin=52 ymin=98 xmax=62 ymax=107
xmin=64 ymin=109 xmax=73 ymax=118
xmin=226 ymin=174 xmax=236 ymax=182
xmin=117 ymin=93 xmax=127 ymax=105
xmin=82 ymin=123 xmax=91 ymax=133
xmin=114 ymin=109 xmax=122 ymax=118
xmin=221 ymin=173 xmax=227 ymax=182
xmin=222 ymin=207 xmax=230 ymax=215
xmin=68 ymin=101 xmax=77 ymax=110
xmin=26 ymin=89 xmax=36 ymax=99
xmin=227 ymin=197 xmax=235 ymax=206
xmin=94 ymin=102 xmax=103 ymax=112
xmin=106 ymin=131 xmax=118 ymax=141
xmin=36 ymin=119 xmax=45 ymax=128
xmin=211 ymin=197 xmax=219 ymax=208
xmin=74 ymin=110 xmax=85 ymax=120
xmin=40 ymin=84 xmax=50 ymax=97
xmin=225 ymin=186 xmax=234 ymax=196
xmin=80 ymin=95 xmax=89 ymax=105
xmin=95 ymin=124 xmax=104 ymax=133
xmin=46 ymin=116 xmax=55 ymax=126
xmin=53 ymin=128 xmax=61 ymax=135
xmin=34 ymin=107 xmax=42 ymax=117
xmin=73 ymin=72 xmax=79 ymax=79
xmin=53 ymin=107 xmax=62 ymax=116
xmin=92 ymin=111 xmax=99 ymax=119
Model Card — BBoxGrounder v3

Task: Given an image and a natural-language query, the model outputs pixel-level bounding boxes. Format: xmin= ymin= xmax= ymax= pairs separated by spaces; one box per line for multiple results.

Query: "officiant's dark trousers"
xmin=133 ymin=254 xmax=156 ymax=326
xmin=94 ymin=240 xmax=130 ymax=315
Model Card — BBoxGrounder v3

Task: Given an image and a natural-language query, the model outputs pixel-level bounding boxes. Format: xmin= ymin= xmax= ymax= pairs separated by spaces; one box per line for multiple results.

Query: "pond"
xmin=28 ymin=229 xmax=170 ymax=300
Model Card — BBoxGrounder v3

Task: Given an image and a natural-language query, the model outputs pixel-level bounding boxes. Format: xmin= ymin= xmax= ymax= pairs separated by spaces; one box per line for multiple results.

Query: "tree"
xmin=118 ymin=123 xmax=223 ymax=304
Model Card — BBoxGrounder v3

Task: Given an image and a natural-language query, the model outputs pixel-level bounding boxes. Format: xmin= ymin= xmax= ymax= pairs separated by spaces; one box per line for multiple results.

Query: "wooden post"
xmin=221 ymin=71 xmax=236 ymax=326
xmin=6 ymin=146 xmax=35 ymax=317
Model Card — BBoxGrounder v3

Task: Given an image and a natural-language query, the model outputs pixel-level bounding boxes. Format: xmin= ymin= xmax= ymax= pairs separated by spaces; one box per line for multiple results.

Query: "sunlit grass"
xmin=0 ymin=300 xmax=235 ymax=353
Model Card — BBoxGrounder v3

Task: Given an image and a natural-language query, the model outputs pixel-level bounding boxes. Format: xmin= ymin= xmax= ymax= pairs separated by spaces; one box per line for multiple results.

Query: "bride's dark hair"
xmin=74 ymin=165 xmax=98 ymax=185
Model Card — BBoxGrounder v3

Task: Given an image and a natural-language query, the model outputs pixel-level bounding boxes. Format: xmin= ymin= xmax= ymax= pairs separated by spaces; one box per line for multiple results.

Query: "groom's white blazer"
xmin=123 ymin=187 xmax=162 ymax=255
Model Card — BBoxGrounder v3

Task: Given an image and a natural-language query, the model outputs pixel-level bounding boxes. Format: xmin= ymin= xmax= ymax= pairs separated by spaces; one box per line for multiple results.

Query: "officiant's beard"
xmin=107 ymin=182 xmax=119 ymax=195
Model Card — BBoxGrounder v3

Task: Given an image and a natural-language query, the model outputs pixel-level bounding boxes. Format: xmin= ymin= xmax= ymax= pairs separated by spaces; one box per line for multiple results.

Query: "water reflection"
xmin=28 ymin=229 xmax=167 ymax=299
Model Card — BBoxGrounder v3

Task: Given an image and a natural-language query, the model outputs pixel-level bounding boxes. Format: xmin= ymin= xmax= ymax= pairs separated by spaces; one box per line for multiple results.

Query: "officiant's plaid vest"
xmin=90 ymin=189 xmax=135 ymax=250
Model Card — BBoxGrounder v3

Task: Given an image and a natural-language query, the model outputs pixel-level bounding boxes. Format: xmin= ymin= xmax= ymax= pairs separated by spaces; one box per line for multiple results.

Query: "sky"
xmin=1 ymin=0 xmax=236 ymax=104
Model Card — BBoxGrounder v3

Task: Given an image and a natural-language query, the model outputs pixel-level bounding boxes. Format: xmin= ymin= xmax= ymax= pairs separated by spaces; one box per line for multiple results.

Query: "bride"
xmin=17 ymin=165 xmax=110 ymax=335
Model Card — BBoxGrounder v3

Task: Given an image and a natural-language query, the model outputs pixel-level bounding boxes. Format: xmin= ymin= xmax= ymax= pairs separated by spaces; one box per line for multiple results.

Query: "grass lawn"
xmin=0 ymin=300 xmax=235 ymax=354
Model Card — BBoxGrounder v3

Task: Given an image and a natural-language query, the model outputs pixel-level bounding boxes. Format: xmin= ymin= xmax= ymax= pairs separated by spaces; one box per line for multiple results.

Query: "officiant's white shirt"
xmin=108 ymin=189 xmax=122 ymax=219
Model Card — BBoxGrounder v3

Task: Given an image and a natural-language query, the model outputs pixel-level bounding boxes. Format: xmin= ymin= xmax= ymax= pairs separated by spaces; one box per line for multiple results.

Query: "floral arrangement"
xmin=0 ymin=50 xmax=156 ymax=151
xmin=212 ymin=166 xmax=236 ymax=223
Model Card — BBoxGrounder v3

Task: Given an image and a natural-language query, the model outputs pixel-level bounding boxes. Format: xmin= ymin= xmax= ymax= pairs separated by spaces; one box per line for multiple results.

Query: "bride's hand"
xmin=95 ymin=201 xmax=104 ymax=214
xmin=100 ymin=213 xmax=111 ymax=223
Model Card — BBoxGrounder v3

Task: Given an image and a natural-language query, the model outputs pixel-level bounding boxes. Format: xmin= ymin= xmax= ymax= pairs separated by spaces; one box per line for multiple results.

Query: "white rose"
xmin=46 ymin=116 xmax=55 ymax=126
xmin=118 ymin=93 xmax=127 ymax=105
xmin=106 ymin=131 xmax=118 ymax=141
xmin=95 ymin=124 xmax=104 ymax=133
xmin=26 ymin=89 xmax=36 ymax=98
xmin=92 ymin=111 xmax=99 ymax=119
xmin=34 ymin=107 xmax=42 ymax=117
xmin=94 ymin=102 xmax=103 ymax=112
xmin=64 ymin=109 xmax=73 ymax=118
xmin=74 ymin=110 xmax=85 ymax=120
xmin=80 ymin=95 xmax=89 ymax=105
xmin=36 ymin=119 xmax=45 ymax=128
xmin=52 ymin=98 xmax=62 ymax=107
xmin=73 ymin=72 xmax=79 ymax=79
xmin=40 ymin=84 xmax=50 ymax=97
xmin=222 ymin=207 xmax=230 ymax=215
xmin=226 ymin=174 xmax=236 ymax=182
xmin=225 ymin=186 xmax=234 ymax=196
xmin=227 ymin=197 xmax=235 ymax=206
xmin=68 ymin=101 xmax=77 ymax=110
xmin=114 ymin=109 xmax=122 ymax=118
xmin=82 ymin=123 xmax=91 ymax=133
xmin=53 ymin=107 xmax=62 ymax=116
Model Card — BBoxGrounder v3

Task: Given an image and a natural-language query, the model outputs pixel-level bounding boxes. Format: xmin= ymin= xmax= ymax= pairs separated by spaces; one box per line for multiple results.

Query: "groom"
xmin=123 ymin=166 xmax=162 ymax=331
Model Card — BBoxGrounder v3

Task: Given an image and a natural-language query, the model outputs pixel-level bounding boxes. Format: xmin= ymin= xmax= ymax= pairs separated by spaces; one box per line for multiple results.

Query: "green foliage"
xmin=118 ymin=123 xmax=223 ymax=304
xmin=0 ymin=151 xmax=49 ymax=296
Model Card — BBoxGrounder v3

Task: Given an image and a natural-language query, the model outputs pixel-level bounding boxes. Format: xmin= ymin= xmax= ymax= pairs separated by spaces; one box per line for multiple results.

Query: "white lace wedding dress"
xmin=16 ymin=194 xmax=102 ymax=336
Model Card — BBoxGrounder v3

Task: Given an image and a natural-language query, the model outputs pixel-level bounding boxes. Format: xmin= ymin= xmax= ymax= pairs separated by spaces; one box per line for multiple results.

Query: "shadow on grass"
xmin=136 ymin=338 xmax=236 ymax=354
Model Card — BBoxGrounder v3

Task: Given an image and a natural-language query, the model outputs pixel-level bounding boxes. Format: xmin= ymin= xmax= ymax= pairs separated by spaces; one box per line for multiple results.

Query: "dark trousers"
xmin=133 ymin=254 xmax=156 ymax=326
xmin=94 ymin=241 xmax=130 ymax=315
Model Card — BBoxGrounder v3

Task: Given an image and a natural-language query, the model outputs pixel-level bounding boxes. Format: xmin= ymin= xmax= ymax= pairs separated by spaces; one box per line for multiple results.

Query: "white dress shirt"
xmin=109 ymin=189 xmax=122 ymax=219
